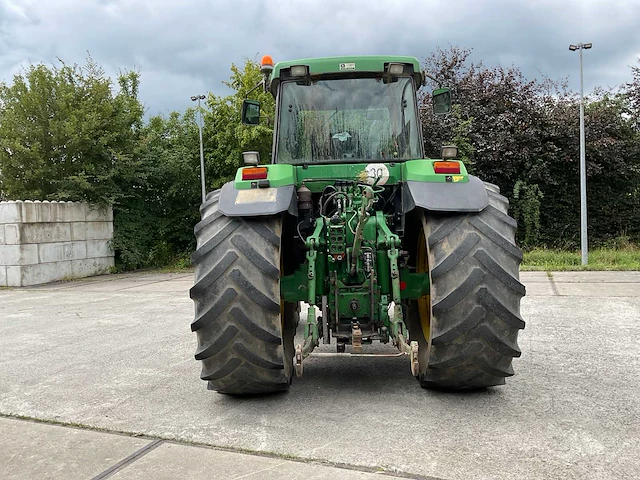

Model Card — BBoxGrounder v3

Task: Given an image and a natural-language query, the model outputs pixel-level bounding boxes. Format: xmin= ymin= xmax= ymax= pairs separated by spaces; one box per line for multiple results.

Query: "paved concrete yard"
xmin=1 ymin=271 xmax=639 ymax=479
xmin=0 ymin=416 xmax=403 ymax=480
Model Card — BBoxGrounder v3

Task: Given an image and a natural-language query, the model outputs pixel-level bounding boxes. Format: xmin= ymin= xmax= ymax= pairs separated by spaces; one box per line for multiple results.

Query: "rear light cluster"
xmin=241 ymin=167 xmax=268 ymax=180
xmin=433 ymin=161 xmax=461 ymax=174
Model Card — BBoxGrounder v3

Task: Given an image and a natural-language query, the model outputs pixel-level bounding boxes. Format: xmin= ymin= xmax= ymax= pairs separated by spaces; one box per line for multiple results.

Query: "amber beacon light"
xmin=261 ymin=55 xmax=274 ymax=75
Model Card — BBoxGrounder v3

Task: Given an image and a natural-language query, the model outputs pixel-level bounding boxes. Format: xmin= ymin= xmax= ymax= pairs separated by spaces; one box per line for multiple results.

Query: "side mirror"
xmin=432 ymin=88 xmax=452 ymax=115
xmin=241 ymin=99 xmax=261 ymax=125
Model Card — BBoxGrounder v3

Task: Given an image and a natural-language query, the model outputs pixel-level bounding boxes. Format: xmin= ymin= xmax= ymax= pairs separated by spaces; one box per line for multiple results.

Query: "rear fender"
xmin=218 ymin=181 xmax=298 ymax=217
xmin=403 ymin=175 xmax=489 ymax=213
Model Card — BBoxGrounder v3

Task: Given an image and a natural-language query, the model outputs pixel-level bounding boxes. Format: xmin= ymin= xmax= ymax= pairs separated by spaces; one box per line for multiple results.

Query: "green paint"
xmin=315 ymin=250 xmax=327 ymax=296
xmin=298 ymin=216 xmax=325 ymax=359
xmin=376 ymin=249 xmax=391 ymax=294
xmin=399 ymin=269 xmax=430 ymax=299
xmin=295 ymin=163 xmax=403 ymax=192
xmin=264 ymin=164 xmax=296 ymax=186
xmin=375 ymin=210 xmax=399 ymax=248
xmin=277 ymin=179 xmax=429 ymax=358
xmin=233 ymin=160 xmax=469 ymax=189
xmin=269 ymin=56 xmax=422 ymax=96
xmin=305 ymin=217 xmax=325 ymax=249
xmin=280 ymin=267 xmax=308 ymax=302
xmin=272 ymin=55 xmax=420 ymax=77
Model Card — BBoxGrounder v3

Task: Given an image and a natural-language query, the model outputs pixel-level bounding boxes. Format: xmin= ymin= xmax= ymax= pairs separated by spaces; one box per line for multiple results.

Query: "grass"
xmin=109 ymin=265 xmax=195 ymax=276
xmin=110 ymin=252 xmax=194 ymax=275
xmin=150 ymin=247 xmax=640 ymax=273
xmin=522 ymin=246 xmax=640 ymax=271
xmin=157 ymin=264 xmax=195 ymax=274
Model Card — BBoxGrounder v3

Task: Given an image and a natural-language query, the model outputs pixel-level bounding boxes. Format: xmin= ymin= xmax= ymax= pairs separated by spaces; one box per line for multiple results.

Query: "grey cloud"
xmin=1 ymin=0 xmax=639 ymax=116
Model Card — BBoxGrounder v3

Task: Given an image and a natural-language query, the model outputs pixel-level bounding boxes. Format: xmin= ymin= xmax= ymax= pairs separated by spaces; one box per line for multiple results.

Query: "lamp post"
xmin=191 ymin=94 xmax=207 ymax=204
xmin=569 ymin=42 xmax=592 ymax=265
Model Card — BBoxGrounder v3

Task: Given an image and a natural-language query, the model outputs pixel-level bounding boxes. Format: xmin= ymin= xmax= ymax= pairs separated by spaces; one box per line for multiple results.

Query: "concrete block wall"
xmin=0 ymin=201 xmax=114 ymax=286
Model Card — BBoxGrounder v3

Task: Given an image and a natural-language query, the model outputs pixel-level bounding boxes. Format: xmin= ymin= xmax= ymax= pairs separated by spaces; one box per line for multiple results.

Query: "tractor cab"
xmin=242 ymin=56 xmax=451 ymax=165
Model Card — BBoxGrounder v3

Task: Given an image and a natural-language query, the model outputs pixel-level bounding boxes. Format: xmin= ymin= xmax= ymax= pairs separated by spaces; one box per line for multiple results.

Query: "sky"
xmin=1 ymin=0 xmax=639 ymax=117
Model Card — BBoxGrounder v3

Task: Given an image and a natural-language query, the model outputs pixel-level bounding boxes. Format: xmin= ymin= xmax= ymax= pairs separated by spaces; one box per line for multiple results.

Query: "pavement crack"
xmin=90 ymin=438 xmax=163 ymax=480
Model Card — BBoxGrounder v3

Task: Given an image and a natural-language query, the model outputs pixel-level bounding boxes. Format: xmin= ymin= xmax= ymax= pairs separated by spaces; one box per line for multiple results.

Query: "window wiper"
xmin=325 ymin=107 xmax=339 ymax=130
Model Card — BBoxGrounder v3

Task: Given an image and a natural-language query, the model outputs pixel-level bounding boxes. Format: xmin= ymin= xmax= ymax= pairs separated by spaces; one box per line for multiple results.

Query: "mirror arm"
xmin=422 ymin=71 xmax=441 ymax=87
xmin=245 ymin=80 xmax=265 ymax=99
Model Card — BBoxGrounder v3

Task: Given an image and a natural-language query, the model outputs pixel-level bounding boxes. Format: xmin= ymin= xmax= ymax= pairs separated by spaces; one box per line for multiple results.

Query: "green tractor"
xmin=190 ymin=55 xmax=526 ymax=394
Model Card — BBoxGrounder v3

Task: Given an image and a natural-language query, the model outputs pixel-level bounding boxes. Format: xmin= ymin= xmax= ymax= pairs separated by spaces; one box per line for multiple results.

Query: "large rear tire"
xmin=190 ymin=190 xmax=294 ymax=395
xmin=406 ymin=187 xmax=526 ymax=389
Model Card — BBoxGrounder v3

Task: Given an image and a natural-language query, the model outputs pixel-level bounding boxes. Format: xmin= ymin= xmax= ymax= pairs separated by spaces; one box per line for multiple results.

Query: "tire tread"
xmin=191 ymin=192 xmax=291 ymax=395
xmin=417 ymin=188 xmax=526 ymax=389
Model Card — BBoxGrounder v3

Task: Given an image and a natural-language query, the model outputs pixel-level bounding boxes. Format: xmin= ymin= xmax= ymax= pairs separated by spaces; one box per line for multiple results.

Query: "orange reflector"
xmin=433 ymin=161 xmax=461 ymax=174
xmin=261 ymin=55 xmax=274 ymax=67
xmin=242 ymin=167 xmax=268 ymax=181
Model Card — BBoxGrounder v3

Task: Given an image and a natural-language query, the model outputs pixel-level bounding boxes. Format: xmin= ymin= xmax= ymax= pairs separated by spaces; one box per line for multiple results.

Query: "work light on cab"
xmin=290 ymin=65 xmax=309 ymax=77
xmin=387 ymin=63 xmax=405 ymax=75
xmin=242 ymin=151 xmax=260 ymax=166
xmin=441 ymin=145 xmax=459 ymax=159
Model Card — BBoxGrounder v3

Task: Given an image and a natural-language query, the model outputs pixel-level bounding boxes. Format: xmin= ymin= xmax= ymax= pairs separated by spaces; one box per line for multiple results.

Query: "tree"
xmin=419 ymin=46 xmax=640 ymax=247
xmin=202 ymin=59 xmax=275 ymax=189
xmin=111 ymin=58 xmax=276 ymax=269
xmin=0 ymin=57 xmax=143 ymax=205
xmin=114 ymin=110 xmax=203 ymax=268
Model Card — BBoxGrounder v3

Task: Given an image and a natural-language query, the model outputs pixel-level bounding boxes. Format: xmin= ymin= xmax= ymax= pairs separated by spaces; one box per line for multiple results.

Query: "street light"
xmin=191 ymin=94 xmax=207 ymax=204
xmin=569 ymin=42 xmax=592 ymax=265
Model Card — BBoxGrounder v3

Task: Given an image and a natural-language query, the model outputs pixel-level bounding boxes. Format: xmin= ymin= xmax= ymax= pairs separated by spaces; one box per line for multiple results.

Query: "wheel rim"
xmin=416 ymin=228 xmax=431 ymax=342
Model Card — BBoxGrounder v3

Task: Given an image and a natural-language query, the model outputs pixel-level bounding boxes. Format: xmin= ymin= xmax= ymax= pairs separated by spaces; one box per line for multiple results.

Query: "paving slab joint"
xmin=90 ymin=439 xmax=164 ymax=480
xmin=546 ymin=272 xmax=561 ymax=296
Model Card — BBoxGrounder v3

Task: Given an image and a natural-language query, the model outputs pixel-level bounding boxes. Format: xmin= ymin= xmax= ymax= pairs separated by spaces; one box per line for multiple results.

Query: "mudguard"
xmin=403 ymin=175 xmax=489 ymax=213
xmin=218 ymin=181 xmax=298 ymax=217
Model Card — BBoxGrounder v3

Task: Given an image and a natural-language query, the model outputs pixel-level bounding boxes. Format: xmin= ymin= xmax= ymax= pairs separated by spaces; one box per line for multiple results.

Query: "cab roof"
xmin=269 ymin=55 xmax=422 ymax=95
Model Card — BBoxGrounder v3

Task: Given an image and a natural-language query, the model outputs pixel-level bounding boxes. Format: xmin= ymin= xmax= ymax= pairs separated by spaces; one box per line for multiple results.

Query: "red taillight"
xmin=433 ymin=161 xmax=461 ymax=174
xmin=242 ymin=167 xmax=268 ymax=180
